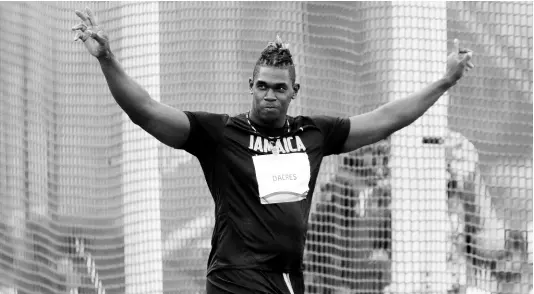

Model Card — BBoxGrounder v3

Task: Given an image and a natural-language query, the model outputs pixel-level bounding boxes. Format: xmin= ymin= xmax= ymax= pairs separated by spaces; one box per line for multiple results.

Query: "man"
xmin=72 ymin=7 xmax=474 ymax=294
xmin=314 ymin=130 xmax=523 ymax=294
xmin=445 ymin=131 xmax=532 ymax=294
xmin=306 ymin=142 xmax=391 ymax=294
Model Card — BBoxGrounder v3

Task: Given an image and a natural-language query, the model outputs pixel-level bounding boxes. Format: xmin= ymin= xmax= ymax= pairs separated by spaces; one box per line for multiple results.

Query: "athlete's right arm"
xmin=72 ymin=7 xmax=190 ymax=149
xmin=97 ymin=55 xmax=191 ymax=148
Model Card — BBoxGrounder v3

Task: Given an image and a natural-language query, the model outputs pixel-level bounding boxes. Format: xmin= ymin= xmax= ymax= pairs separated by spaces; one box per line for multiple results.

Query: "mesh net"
xmin=0 ymin=1 xmax=532 ymax=294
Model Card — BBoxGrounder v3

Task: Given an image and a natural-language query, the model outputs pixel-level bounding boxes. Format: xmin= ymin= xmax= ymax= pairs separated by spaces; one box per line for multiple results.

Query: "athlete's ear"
xmin=249 ymin=77 xmax=254 ymax=91
xmin=292 ymin=83 xmax=300 ymax=99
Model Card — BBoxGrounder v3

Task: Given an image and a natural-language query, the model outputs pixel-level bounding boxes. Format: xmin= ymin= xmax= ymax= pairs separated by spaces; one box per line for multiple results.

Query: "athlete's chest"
xmin=219 ymin=126 xmax=323 ymax=165
xmin=216 ymin=127 xmax=324 ymax=203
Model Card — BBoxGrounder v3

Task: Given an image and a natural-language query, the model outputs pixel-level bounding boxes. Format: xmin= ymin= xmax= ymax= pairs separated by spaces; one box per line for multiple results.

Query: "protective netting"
xmin=0 ymin=1 xmax=531 ymax=294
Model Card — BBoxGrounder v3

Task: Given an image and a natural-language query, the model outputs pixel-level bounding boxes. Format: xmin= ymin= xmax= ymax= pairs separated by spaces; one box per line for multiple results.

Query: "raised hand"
xmin=444 ymin=39 xmax=475 ymax=83
xmin=72 ymin=7 xmax=111 ymax=59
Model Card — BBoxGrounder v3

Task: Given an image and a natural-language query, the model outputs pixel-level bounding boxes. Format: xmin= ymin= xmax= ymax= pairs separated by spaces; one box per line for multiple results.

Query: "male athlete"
xmin=73 ymin=7 xmax=474 ymax=294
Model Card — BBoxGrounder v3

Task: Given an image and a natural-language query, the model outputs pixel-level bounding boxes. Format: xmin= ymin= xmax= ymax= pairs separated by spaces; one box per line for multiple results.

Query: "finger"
xmin=71 ymin=23 xmax=87 ymax=32
xmin=459 ymin=48 xmax=472 ymax=54
xmin=85 ymin=7 xmax=97 ymax=26
xmin=453 ymin=38 xmax=460 ymax=54
xmin=466 ymin=61 xmax=475 ymax=69
xmin=75 ymin=10 xmax=91 ymax=26
xmin=73 ymin=32 xmax=88 ymax=42
xmin=87 ymin=30 xmax=106 ymax=45
xmin=465 ymin=51 xmax=473 ymax=61
xmin=460 ymin=51 xmax=472 ymax=64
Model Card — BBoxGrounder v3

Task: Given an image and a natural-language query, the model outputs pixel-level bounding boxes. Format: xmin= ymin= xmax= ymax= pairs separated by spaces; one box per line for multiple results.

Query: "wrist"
xmin=97 ymin=50 xmax=114 ymax=62
xmin=440 ymin=75 xmax=457 ymax=88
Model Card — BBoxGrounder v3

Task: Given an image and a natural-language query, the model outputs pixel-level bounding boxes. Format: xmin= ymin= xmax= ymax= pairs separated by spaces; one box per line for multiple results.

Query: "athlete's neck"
xmin=248 ymin=110 xmax=287 ymax=129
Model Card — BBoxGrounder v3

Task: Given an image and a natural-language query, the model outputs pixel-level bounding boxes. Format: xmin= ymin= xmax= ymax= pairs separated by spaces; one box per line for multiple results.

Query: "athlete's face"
xmin=249 ymin=66 xmax=299 ymax=127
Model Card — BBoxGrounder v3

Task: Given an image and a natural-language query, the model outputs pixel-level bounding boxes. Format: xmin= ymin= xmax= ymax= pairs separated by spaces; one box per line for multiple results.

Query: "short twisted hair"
xmin=252 ymin=36 xmax=296 ymax=85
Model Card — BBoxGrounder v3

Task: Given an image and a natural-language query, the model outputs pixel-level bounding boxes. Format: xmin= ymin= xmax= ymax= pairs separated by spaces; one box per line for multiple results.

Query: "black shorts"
xmin=206 ymin=269 xmax=304 ymax=294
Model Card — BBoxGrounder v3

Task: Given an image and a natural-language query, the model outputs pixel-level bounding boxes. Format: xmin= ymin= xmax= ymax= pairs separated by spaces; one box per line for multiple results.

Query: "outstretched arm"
xmin=97 ymin=55 xmax=191 ymax=148
xmin=341 ymin=39 xmax=474 ymax=153
xmin=72 ymin=8 xmax=190 ymax=149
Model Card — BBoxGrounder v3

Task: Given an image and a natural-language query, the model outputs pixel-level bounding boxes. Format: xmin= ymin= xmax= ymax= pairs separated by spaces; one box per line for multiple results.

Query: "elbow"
xmin=129 ymin=115 xmax=149 ymax=127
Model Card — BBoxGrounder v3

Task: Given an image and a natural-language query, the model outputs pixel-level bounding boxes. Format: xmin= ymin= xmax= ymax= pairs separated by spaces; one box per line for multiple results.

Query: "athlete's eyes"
xmin=256 ymin=84 xmax=287 ymax=93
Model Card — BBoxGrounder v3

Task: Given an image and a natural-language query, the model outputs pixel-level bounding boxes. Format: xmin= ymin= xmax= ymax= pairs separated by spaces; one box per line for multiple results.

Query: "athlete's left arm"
xmin=341 ymin=39 xmax=474 ymax=153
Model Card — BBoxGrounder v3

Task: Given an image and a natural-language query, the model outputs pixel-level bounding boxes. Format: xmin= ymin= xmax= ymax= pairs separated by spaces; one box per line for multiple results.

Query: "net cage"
xmin=0 ymin=1 xmax=532 ymax=294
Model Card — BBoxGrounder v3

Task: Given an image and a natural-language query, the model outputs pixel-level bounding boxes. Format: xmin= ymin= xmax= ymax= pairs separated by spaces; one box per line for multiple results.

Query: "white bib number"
xmin=252 ymin=153 xmax=310 ymax=204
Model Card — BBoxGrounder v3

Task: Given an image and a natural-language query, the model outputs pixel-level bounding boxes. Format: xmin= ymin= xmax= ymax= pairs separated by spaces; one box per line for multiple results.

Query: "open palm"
xmin=72 ymin=7 xmax=110 ymax=59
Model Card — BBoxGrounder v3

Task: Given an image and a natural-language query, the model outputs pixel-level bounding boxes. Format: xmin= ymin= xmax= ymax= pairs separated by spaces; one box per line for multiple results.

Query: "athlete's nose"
xmin=264 ymin=89 xmax=276 ymax=101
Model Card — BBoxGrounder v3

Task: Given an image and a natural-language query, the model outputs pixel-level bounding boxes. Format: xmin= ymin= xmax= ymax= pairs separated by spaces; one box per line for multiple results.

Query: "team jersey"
xmin=181 ymin=111 xmax=350 ymax=274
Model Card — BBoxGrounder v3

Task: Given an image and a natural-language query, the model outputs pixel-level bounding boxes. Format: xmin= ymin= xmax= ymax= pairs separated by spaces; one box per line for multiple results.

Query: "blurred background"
xmin=0 ymin=1 xmax=531 ymax=294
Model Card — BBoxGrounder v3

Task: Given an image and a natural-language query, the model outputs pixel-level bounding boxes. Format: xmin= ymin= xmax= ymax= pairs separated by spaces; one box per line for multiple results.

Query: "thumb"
xmin=461 ymin=51 xmax=473 ymax=63
xmin=87 ymin=30 xmax=107 ymax=45
xmin=453 ymin=38 xmax=460 ymax=54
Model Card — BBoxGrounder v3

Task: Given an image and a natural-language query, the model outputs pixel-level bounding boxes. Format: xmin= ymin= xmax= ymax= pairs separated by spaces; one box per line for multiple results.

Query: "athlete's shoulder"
xmin=185 ymin=111 xmax=231 ymax=127
xmin=229 ymin=112 xmax=247 ymax=121
xmin=182 ymin=112 xmax=231 ymax=151
xmin=185 ymin=111 xmax=230 ymax=119
xmin=291 ymin=114 xmax=344 ymax=128
xmin=291 ymin=115 xmax=315 ymax=125
xmin=227 ymin=112 xmax=251 ymax=130
xmin=293 ymin=114 xmax=350 ymax=133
